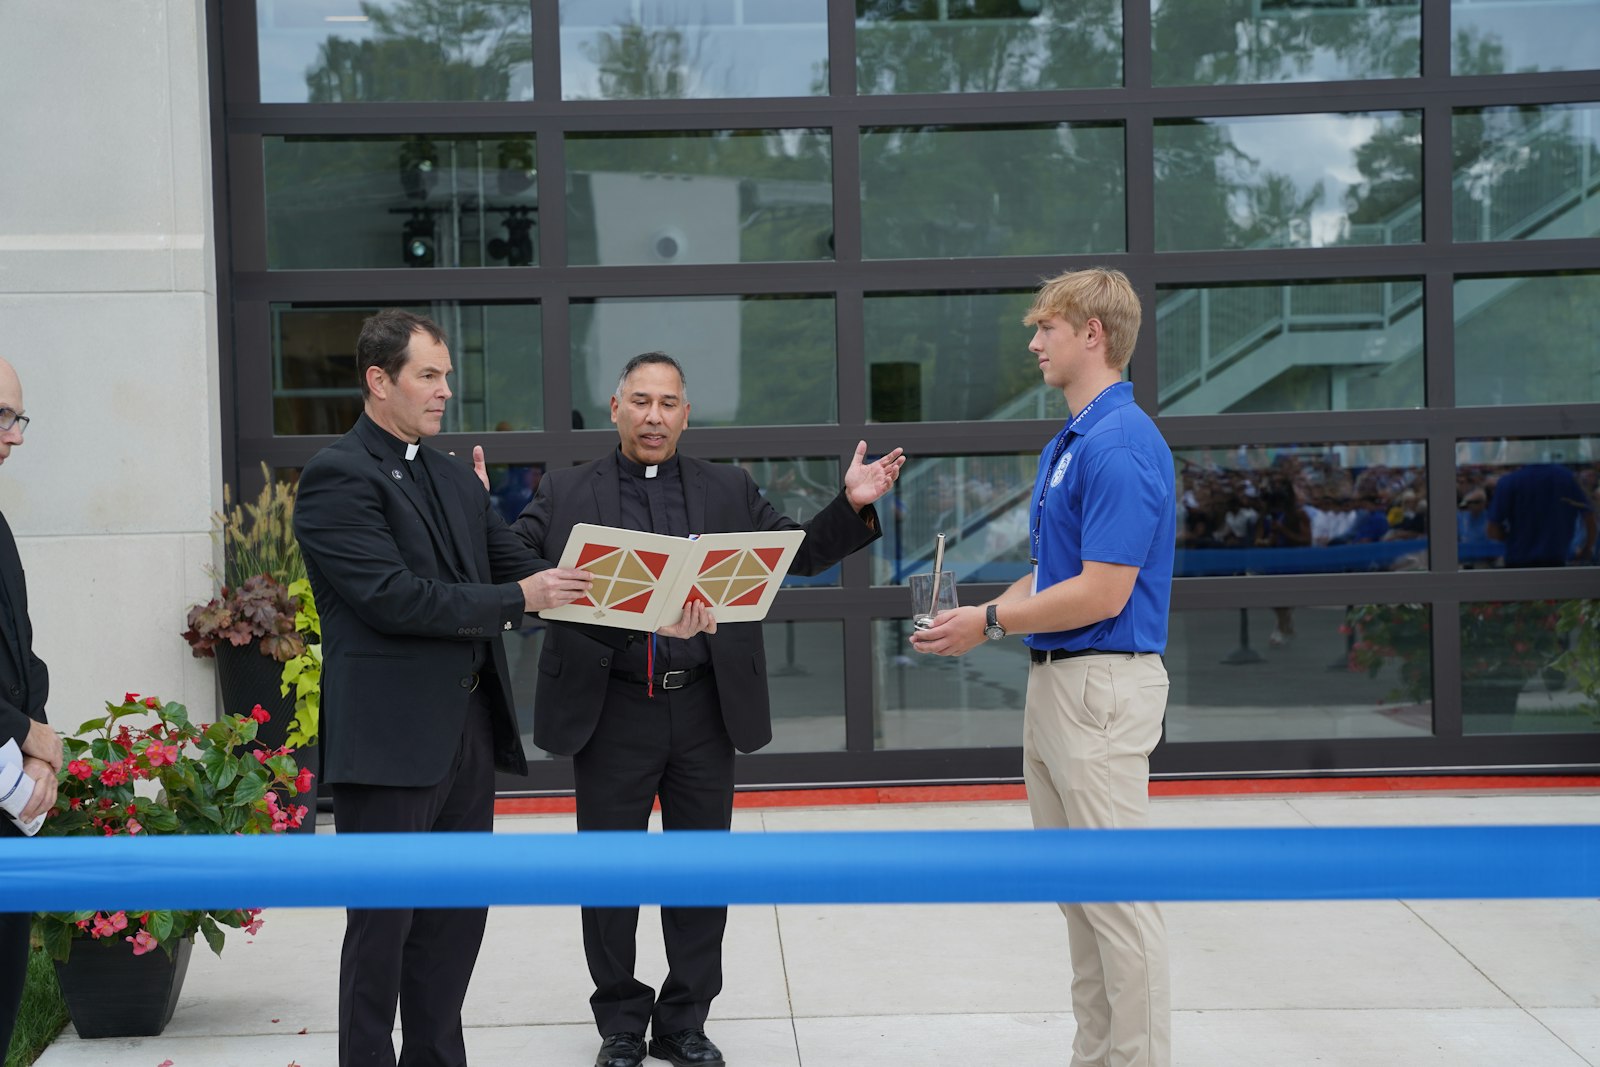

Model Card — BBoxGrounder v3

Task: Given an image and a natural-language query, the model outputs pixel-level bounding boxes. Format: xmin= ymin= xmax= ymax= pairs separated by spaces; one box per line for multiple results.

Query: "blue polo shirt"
xmin=1485 ymin=463 xmax=1592 ymax=567
xmin=1025 ymin=382 xmax=1175 ymax=654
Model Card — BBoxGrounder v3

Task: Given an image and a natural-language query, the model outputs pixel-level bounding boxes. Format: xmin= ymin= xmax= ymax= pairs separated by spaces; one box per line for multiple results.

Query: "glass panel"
xmin=1452 ymin=0 xmax=1600 ymax=75
xmin=1167 ymin=604 xmax=1433 ymax=742
xmin=257 ymin=0 xmax=534 ymax=103
xmin=560 ymin=0 xmax=828 ymax=99
xmin=872 ymin=618 xmax=1029 ymax=749
xmin=1156 ymin=280 xmax=1424 ymax=415
xmin=765 ymin=620 xmax=847 ymax=751
xmin=1459 ymin=600 xmax=1598 ymax=735
xmin=1456 ymin=437 xmax=1599 ymax=569
xmin=270 ymin=302 xmax=542 ymax=435
xmin=265 ymin=136 xmax=539 ymax=270
xmin=1175 ymin=441 xmax=1428 ymax=576
xmin=484 ymin=461 xmax=549 ymax=525
xmin=565 ymin=130 xmax=832 ymax=265
xmin=570 ymin=295 xmax=836 ymax=428
xmin=1151 ymin=0 xmax=1420 ymax=86
xmin=1154 ymin=112 xmax=1422 ymax=252
xmin=870 ymin=453 xmax=1039 ymax=585
xmin=1454 ymin=104 xmax=1600 ymax=243
xmin=855 ymin=0 xmax=1121 ymax=95
xmin=860 ymin=124 xmax=1125 ymax=259
xmin=864 ymin=290 xmax=1068 ymax=423
xmin=714 ymin=457 xmax=844 ymax=587
xmin=1455 ymin=273 xmax=1600 ymax=407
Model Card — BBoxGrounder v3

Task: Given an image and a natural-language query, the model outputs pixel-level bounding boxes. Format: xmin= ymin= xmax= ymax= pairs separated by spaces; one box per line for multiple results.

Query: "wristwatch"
xmin=984 ymin=604 xmax=1007 ymax=641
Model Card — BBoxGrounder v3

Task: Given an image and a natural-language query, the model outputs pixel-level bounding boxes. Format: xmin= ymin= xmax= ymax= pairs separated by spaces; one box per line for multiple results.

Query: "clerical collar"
xmin=617 ymin=449 xmax=678 ymax=481
xmin=361 ymin=413 xmax=422 ymax=461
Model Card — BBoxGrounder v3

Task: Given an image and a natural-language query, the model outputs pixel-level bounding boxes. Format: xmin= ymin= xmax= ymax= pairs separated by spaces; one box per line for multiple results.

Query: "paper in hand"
xmin=0 ymin=738 xmax=46 ymax=835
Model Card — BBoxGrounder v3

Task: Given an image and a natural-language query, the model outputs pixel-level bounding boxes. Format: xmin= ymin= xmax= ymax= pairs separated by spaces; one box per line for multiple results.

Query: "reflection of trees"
xmin=1155 ymin=121 xmax=1324 ymax=249
xmin=861 ymin=124 xmax=1124 ymax=258
xmin=1151 ymin=0 xmax=1419 ymax=85
xmin=853 ymin=0 xmax=1119 ymax=94
xmin=304 ymin=0 xmax=532 ymax=102
xmin=578 ymin=21 xmax=708 ymax=99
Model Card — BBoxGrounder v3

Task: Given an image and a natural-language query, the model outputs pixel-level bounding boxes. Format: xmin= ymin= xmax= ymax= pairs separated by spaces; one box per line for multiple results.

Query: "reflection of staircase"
xmin=1156 ymin=107 xmax=1598 ymax=414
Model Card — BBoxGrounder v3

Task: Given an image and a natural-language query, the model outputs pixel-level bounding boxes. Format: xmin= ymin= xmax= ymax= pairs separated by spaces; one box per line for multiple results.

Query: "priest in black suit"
xmin=506 ymin=352 xmax=904 ymax=1067
xmin=294 ymin=310 xmax=593 ymax=1067
xmin=0 ymin=355 xmax=61 ymax=1059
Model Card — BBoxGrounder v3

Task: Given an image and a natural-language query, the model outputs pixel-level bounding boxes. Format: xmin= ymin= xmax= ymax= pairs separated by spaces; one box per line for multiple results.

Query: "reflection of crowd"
xmin=1176 ymin=451 xmax=1600 ymax=569
xmin=1178 ymin=452 xmax=1425 ymax=562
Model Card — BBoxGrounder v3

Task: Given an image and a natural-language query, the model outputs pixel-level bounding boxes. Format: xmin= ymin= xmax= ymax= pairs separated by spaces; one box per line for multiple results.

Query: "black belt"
xmin=1029 ymin=648 xmax=1142 ymax=664
xmin=610 ymin=664 xmax=711 ymax=690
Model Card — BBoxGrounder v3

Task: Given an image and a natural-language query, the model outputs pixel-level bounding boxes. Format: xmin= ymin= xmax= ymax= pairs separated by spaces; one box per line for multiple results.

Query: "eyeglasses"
xmin=0 ymin=408 xmax=30 ymax=433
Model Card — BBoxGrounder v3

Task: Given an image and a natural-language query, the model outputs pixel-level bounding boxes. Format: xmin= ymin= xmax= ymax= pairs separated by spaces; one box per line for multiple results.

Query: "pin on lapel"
xmin=391 ymin=469 xmax=403 ymax=480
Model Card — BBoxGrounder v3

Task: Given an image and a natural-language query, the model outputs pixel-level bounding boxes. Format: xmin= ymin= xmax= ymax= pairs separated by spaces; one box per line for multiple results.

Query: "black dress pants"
xmin=330 ymin=691 xmax=496 ymax=1067
xmin=0 ymin=820 xmax=28 ymax=1060
xmin=573 ymin=674 xmax=735 ymax=1037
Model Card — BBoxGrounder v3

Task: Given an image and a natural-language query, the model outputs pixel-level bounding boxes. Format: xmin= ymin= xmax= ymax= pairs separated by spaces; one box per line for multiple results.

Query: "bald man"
xmin=0 ymin=357 xmax=60 ymax=1056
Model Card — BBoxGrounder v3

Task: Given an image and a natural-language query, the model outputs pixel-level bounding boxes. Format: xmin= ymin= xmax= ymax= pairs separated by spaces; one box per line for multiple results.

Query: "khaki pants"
xmin=1024 ymin=652 xmax=1171 ymax=1067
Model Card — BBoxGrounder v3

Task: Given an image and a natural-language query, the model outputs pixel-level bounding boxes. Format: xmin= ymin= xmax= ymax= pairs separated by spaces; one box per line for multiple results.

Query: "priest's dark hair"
xmin=357 ymin=309 xmax=449 ymax=397
xmin=613 ymin=351 xmax=688 ymax=400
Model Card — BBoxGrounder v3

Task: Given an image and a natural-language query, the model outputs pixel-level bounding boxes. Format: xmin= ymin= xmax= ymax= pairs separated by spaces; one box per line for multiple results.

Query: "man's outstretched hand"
xmin=844 ymin=441 xmax=906 ymax=511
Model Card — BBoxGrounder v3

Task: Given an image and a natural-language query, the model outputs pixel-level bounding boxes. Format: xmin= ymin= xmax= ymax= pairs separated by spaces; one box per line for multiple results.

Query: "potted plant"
xmin=32 ymin=693 xmax=311 ymax=1038
xmin=1345 ymin=600 xmax=1566 ymax=719
xmin=182 ymin=466 xmax=315 ymax=753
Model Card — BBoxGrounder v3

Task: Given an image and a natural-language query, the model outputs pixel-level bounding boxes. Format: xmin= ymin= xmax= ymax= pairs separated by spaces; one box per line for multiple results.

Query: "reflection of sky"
xmin=257 ymin=0 xmax=534 ymax=102
xmin=1218 ymin=113 xmax=1404 ymax=246
xmin=560 ymin=0 xmax=827 ymax=98
xmin=1452 ymin=1 xmax=1600 ymax=74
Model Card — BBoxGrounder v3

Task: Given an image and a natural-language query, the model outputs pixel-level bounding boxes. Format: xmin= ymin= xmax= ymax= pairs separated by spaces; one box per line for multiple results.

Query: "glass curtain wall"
xmin=216 ymin=0 xmax=1600 ymax=790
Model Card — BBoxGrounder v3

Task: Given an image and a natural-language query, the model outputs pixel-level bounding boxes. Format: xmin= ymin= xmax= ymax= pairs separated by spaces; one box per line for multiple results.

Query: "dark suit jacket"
xmin=294 ymin=416 xmax=548 ymax=788
xmin=0 ymin=511 xmax=47 ymax=752
xmin=510 ymin=452 xmax=880 ymax=756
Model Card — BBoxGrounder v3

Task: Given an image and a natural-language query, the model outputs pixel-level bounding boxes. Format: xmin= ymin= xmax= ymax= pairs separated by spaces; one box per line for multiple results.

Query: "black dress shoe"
xmin=596 ymin=1031 xmax=648 ymax=1067
xmin=649 ymin=1027 xmax=725 ymax=1066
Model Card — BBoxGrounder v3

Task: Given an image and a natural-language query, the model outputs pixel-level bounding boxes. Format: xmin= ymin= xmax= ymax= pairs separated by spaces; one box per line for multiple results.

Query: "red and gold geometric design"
xmin=569 ymin=541 xmax=671 ymax=614
xmin=683 ymin=545 xmax=788 ymax=609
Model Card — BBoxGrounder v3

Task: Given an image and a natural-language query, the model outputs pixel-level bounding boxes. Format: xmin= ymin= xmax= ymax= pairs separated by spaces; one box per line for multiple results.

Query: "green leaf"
xmin=146 ymin=910 xmax=175 ymax=943
xmin=231 ymin=772 xmax=269 ymax=808
xmin=37 ymin=920 xmax=73 ymax=963
xmin=199 ymin=916 xmax=226 ymax=956
xmin=89 ymin=738 xmax=114 ymax=762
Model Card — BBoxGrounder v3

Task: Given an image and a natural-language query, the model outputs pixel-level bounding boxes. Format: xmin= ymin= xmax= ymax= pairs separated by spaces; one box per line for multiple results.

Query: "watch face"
xmin=985 ymin=625 xmax=1004 ymax=640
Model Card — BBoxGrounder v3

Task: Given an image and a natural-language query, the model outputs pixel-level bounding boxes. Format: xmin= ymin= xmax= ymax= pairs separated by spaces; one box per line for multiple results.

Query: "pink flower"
xmin=123 ymin=692 xmax=139 ymax=704
xmin=243 ymin=915 xmax=265 ymax=936
xmin=295 ymin=768 xmax=314 ymax=793
xmin=145 ymin=741 xmax=179 ymax=767
xmin=126 ymin=817 xmax=143 ymax=835
xmin=98 ymin=762 xmax=129 ymax=787
xmin=253 ymin=749 xmax=269 ymax=764
xmin=250 ymin=704 xmax=271 ymax=724
xmin=144 ymin=696 xmax=159 ymax=709
xmin=67 ymin=760 xmax=93 ymax=781
xmin=125 ymin=929 xmax=158 ymax=955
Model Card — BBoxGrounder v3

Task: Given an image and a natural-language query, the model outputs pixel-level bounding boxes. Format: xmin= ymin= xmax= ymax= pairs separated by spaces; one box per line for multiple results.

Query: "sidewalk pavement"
xmin=35 ymin=789 xmax=1600 ymax=1067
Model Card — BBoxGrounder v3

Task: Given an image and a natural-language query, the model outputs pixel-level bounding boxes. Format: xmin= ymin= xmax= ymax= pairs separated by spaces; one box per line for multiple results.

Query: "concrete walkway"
xmin=35 ymin=790 xmax=1600 ymax=1067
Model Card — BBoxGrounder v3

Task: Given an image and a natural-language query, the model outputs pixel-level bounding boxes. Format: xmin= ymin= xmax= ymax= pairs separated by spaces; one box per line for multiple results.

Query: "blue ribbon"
xmin=1 ymin=826 xmax=1595 ymax=911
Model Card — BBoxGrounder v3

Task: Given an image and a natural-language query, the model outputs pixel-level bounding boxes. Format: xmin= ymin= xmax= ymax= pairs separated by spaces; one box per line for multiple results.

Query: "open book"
xmin=537 ymin=523 xmax=807 ymax=631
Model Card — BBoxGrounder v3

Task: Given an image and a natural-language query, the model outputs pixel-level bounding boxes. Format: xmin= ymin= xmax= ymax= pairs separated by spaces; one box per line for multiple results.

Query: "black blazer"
xmin=294 ymin=416 xmax=548 ymax=787
xmin=510 ymin=452 xmax=880 ymax=756
xmin=0 ymin=511 xmax=48 ymax=750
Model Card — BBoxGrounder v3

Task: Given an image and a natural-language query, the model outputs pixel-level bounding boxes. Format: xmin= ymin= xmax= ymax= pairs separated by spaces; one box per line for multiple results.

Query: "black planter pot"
xmin=212 ymin=641 xmax=297 ymax=751
xmin=55 ymin=936 xmax=193 ymax=1038
xmin=214 ymin=643 xmax=320 ymax=833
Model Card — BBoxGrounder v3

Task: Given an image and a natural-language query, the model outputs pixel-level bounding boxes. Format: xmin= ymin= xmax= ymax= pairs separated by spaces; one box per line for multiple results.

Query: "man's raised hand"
xmin=844 ymin=440 xmax=906 ymax=510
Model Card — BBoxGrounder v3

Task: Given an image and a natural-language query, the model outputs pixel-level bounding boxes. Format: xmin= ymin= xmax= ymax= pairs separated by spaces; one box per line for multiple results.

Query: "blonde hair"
xmin=1023 ymin=267 xmax=1142 ymax=371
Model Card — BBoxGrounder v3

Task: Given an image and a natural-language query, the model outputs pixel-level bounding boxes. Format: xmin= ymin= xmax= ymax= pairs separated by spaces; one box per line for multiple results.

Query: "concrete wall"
xmin=0 ymin=0 xmax=221 ymax=722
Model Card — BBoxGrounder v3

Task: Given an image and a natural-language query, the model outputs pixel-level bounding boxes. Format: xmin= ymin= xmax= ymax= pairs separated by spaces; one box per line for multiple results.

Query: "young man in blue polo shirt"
xmin=912 ymin=267 xmax=1175 ymax=1067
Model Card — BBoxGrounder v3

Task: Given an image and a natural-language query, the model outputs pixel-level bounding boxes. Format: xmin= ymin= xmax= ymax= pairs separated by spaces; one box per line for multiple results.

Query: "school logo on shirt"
xmin=1051 ymin=450 xmax=1072 ymax=487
